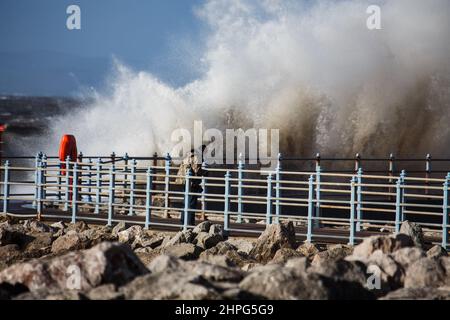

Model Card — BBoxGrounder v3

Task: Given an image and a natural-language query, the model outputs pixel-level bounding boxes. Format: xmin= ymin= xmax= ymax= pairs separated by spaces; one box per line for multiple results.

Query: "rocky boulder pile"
xmin=0 ymin=214 xmax=449 ymax=300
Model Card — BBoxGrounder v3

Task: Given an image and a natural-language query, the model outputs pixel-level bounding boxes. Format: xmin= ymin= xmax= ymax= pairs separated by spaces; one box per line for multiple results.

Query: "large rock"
xmin=364 ymin=250 xmax=404 ymax=292
xmin=351 ymin=234 xmax=414 ymax=260
xmin=163 ymin=243 xmax=203 ymax=260
xmin=0 ymin=223 xmax=32 ymax=247
xmin=51 ymin=231 xmax=90 ymax=254
xmin=194 ymin=232 xmax=223 ymax=250
xmin=249 ymin=222 xmax=296 ymax=263
xmin=163 ymin=230 xmax=195 ymax=248
xmin=284 ymin=257 xmax=310 ymax=274
xmin=112 ymin=221 xmax=127 ymax=236
xmin=312 ymin=245 xmax=353 ymax=266
xmin=404 ymin=258 xmax=446 ymax=288
xmin=270 ymin=248 xmax=304 ymax=264
xmin=198 ymin=255 xmax=236 ymax=268
xmin=0 ymin=245 xmax=23 ymax=271
xmin=200 ymin=242 xmax=252 ymax=267
xmin=427 ymin=245 xmax=448 ymax=260
xmin=23 ymin=220 xmax=57 ymax=234
xmin=193 ymin=221 xmax=212 ymax=234
xmin=309 ymin=259 xmax=367 ymax=287
xmin=81 ymin=227 xmax=117 ymax=246
xmin=400 ymin=221 xmax=425 ymax=249
xmin=66 ymin=221 xmax=89 ymax=233
xmin=117 ymin=226 xmax=144 ymax=244
xmin=85 ymin=284 xmax=124 ymax=300
xmin=209 ymin=224 xmax=225 ymax=237
xmin=133 ymin=234 xmax=164 ymax=250
xmin=391 ymin=247 xmax=426 ymax=270
xmin=239 ymin=264 xmax=373 ymax=300
xmin=120 ymin=271 xmax=220 ymax=300
xmin=0 ymin=242 xmax=148 ymax=293
xmin=24 ymin=232 xmax=55 ymax=258
xmin=297 ymin=242 xmax=320 ymax=259
xmin=225 ymin=239 xmax=253 ymax=256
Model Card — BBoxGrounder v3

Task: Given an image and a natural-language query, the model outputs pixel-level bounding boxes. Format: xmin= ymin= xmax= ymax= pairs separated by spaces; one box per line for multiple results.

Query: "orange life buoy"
xmin=59 ymin=134 xmax=77 ymax=161
xmin=59 ymin=135 xmax=78 ymax=199
xmin=59 ymin=134 xmax=77 ymax=175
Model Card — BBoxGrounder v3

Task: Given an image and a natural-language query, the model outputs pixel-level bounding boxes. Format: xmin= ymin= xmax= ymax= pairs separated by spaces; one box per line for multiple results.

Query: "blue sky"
xmin=0 ymin=0 xmax=205 ymax=96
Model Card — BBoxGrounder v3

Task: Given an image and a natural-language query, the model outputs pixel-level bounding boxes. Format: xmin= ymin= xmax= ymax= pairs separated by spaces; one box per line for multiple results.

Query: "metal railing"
xmin=0 ymin=153 xmax=449 ymax=249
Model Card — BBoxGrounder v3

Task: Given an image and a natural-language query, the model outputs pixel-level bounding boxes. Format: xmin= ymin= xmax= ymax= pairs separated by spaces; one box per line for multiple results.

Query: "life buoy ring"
xmin=59 ymin=135 xmax=78 ymax=201
xmin=59 ymin=134 xmax=78 ymax=174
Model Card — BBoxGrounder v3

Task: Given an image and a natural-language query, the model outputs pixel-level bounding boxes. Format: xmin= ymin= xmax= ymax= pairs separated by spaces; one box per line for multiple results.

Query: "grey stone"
xmin=200 ymin=242 xmax=251 ymax=267
xmin=312 ymin=245 xmax=353 ymax=266
xmin=85 ymin=284 xmax=124 ymax=300
xmin=23 ymin=220 xmax=56 ymax=234
xmin=269 ymin=248 xmax=304 ymax=264
xmin=117 ymin=225 xmax=143 ymax=244
xmin=195 ymin=232 xmax=223 ymax=249
xmin=400 ymin=221 xmax=425 ymax=249
xmin=239 ymin=264 xmax=373 ymax=300
xmin=0 ymin=242 xmax=148 ymax=292
xmin=296 ymin=242 xmax=320 ymax=259
xmin=284 ymin=257 xmax=310 ymax=276
xmin=120 ymin=271 xmax=220 ymax=300
xmin=163 ymin=243 xmax=203 ymax=260
xmin=249 ymin=222 xmax=296 ymax=263
xmin=209 ymin=224 xmax=225 ymax=237
xmin=350 ymin=234 xmax=414 ymax=260
xmin=427 ymin=245 xmax=448 ymax=260
xmin=404 ymin=258 xmax=446 ymax=288
xmin=193 ymin=221 xmax=212 ymax=234
xmin=51 ymin=231 xmax=90 ymax=254
xmin=391 ymin=247 xmax=426 ymax=270
xmin=225 ymin=239 xmax=253 ymax=256
xmin=112 ymin=221 xmax=127 ymax=236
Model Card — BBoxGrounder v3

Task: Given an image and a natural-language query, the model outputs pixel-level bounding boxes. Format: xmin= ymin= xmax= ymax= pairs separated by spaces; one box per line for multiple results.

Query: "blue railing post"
xmin=400 ymin=170 xmax=406 ymax=221
xmin=425 ymin=154 xmax=431 ymax=195
xmin=395 ymin=177 xmax=402 ymax=233
xmin=145 ymin=167 xmax=153 ymax=229
xmin=183 ymin=169 xmax=191 ymax=231
xmin=128 ymin=159 xmax=137 ymax=216
xmin=107 ymin=165 xmax=115 ymax=226
xmin=94 ymin=158 xmax=102 ymax=214
xmin=164 ymin=153 xmax=171 ymax=218
xmin=33 ymin=152 xmax=42 ymax=208
xmin=3 ymin=161 xmax=10 ymax=214
xmin=266 ymin=173 xmax=273 ymax=225
xmin=123 ymin=153 xmax=129 ymax=192
xmin=356 ymin=168 xmax=363 ymax=231
xmin=56 ymin=158 xmax=62 ymax=201
xmin=307 ymin=175 xmax=314 ymax=243
xmin=64 ymin=155 xmax=70 ymax=211
xmin=237 ymin=153 xmax=243 ymax=223
xmin=87 ymin=158 xmax=93 ymax=203
xmin=349 ymin=176 xmax=356 ymax=245
xmin=224 ymin=171 xmax=230 ymax=236
xmin=36 ymin=161 xmax=44 ymax=217
xmin=42 ymin=154 xmax=47 ymax=201
xmin=315 ymin=164 xmax=321 ymax=228
xmin=71 ymin=163 xmax=78 ymax=223
xmin=442 ymin=173 xmax=449 ymax=249
xmin=275 ymin=153 xmax=281 ymax=224
xmin=201 ymin=160 xmax=207 ymax=220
